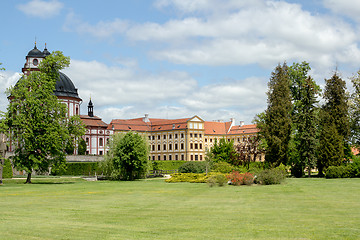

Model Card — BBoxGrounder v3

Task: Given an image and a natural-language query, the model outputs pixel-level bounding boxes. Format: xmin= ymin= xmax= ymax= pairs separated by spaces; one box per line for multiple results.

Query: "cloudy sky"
xmin=1 ymin=0 xmax=360 ymax=124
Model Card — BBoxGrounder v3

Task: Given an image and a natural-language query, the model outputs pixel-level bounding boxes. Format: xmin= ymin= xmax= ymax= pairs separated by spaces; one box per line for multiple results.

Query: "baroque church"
xmin=13 ymin=44 xmax=260 ymax=162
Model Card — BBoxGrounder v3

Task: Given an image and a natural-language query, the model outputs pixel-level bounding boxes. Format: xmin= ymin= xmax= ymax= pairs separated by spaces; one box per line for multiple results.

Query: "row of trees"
xmin=257 ymin=62 xmax=359 ymax=177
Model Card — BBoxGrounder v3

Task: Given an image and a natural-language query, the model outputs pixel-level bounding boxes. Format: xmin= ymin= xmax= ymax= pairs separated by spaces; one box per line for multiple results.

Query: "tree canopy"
xmin=3 ymin=51 xmax=85 ymax=183
xmin=102 ymin=131 xmax=149 ymax=181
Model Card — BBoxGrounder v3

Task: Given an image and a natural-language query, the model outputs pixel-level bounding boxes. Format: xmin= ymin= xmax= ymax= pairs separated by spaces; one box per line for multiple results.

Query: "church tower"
xmin=88 ymin=99 xmax=94 ymax=117
xmin=22 ymin=42 xmax=49 ymax=75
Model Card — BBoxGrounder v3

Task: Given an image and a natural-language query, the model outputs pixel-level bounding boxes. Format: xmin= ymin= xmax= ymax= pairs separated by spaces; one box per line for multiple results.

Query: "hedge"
xmin=52 ymin=162 xmax=101 ymax=176
xmin=2 ymin=159 xmax=13 ymax=178
xmin=151 ymin=160 xmax=187 ymax=171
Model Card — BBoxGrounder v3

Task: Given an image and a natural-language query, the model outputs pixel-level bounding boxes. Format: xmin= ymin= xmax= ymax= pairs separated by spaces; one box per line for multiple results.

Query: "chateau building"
xmin=11 ymin=43 xmax=260 ymax=161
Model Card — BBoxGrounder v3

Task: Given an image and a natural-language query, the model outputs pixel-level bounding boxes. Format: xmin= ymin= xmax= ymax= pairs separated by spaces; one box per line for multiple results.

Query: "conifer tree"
xmin=288 ymin=62 xmax=320 ymax=177
xmin=349 ymin=71 xmax=360 ymax=148
xmin=264 ymin=63 xmax=292 ymax=167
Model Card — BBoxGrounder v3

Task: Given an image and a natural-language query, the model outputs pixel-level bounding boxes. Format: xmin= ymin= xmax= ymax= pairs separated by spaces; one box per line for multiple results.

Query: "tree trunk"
xmin=25 ymin=172 xmax=32 ymax=184
xmin=307 ymin=167 xmax=311 ymax=178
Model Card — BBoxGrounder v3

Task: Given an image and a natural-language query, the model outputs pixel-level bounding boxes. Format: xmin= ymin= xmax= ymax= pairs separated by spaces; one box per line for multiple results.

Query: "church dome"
xmin=54 ymin=72 xmax=81 ymax=100
xmin=27 ymin=45 xmax=44 ymax=58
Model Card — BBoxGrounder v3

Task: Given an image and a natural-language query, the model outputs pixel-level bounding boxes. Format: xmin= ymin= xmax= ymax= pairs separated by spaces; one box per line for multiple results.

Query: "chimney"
xmin=239 ymin=121 xmax=244 ymax=127
xmin=143 ymin=114 xmax=150 ymax=123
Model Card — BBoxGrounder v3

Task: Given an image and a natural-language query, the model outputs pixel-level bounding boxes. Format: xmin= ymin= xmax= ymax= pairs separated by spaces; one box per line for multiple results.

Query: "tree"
xmin=0 ymin=63 xmax=5 ymax=184
xmin=318 ymin=72 xmax=349 ymax=175
xmin=349 ymin=70 xmax=360 ymax=147
xmin=102 ymin=131 xmax=149 ymax=181
xmin=77 ymin=138 xmax=87 ymax=155
xmin=210 ymin=138 xmax=238 ymax=165
xmin=3 ymin=51 xmax=83 ymax=183
xmin=288 ymin=62 xmax=320 ymax=177
xmin=235 ymin=134 xmax=263 ymax=170
xmin=263 ymin=63 xmax=292 ymax=167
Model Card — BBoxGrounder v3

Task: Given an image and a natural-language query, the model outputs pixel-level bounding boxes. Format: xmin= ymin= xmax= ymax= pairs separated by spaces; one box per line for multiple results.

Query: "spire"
xmin=88 ymin=98 xmax=94 ymax=117
xmin=43 ymin=42 xmax=50 ymax=56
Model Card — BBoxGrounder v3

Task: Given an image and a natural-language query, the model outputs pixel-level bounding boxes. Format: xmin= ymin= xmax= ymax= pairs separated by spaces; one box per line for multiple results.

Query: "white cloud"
xmin=0 ymin=71 xmax=22 ymax=112
xmin=17 ymin=0 xmax=63 ymax=18
xmin=63 ymin=12 xmax=128 ymax=38
xmin=323 ymin=0 xmax=360 ymax=22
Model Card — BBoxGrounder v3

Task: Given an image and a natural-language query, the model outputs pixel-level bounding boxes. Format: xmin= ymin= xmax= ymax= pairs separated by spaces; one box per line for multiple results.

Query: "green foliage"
xmin=288 ymin=62 xmax=320 ymax=177
xmin=151 ymin=160 xmax=186 ymax=171
xmin=2 ymin=51 xmax=83 ymax=183
xmin=51 ymin=162 xmax=100 ymax=176
xmin=351 ymin=156 xmax=360 ymax=177
xmin=349 ymin=71 xmax=360 ymax=147
xmin=325 ymin=165 xmax=352 ymax=179
xmin=210 ymin=138 xmax=238 ymax=165
xmin=211 ymin=161 xmax=234 ymax=173
xmin=77 ymin=138 xmax=87 ymax=155
xmin=256 ymin=168 xmax=286 ymax=185
xmin=207 ymin=174 xmax=228 ymax=187
xmin=3 ymin=159 xmax=13 ymax=178
xmin=178 ymin=161 xmax=207 ymax=173
xmin=263 ymin=63 xmax=292 ymax=167
xmin=102 ymin=132 xmax=149 ymax=181
xmin=318 ymin=110 xmax=344 ymax=176
xmin=227 ymin=171 xmax=254 ymax=186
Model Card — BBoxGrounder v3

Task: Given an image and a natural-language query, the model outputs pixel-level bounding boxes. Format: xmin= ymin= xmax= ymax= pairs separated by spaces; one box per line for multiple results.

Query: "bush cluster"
xmin=51 ymin=162 xmax=101 ymax=176
xmin=255 ymin=168 xmax=286 ymax=185
xmin=207 ymin=174 xmax=228 ymax=187
xmin=166 ymin=172 xmax=225 ymax=183
xmin=211 ymin=162 xmax=234 ymax=173
xmin=151 ymin=160 xmax=186 ymax=171
xmin=226 ymin=171 xmax=254 ymax=186
xmin=178 ymin=161 xmax=207 ymax=173
xmin=325 ymin=158 xmax=360 ymax=178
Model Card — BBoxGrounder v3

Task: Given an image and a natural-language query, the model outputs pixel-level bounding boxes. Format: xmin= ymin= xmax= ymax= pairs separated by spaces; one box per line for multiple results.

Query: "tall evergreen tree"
xmin=288 ymin=62 xmax=320 ymax=177
xmin=349 ymin=71 xmax=360 ymax=148
xmin=264 ymin=63 xmax=292 ymax=167
xmin=318 ymin=72 xmax=349 ymax=175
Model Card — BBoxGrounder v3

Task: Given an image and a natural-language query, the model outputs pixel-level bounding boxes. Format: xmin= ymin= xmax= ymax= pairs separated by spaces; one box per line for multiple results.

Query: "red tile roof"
xmin=228 ymin=124 xmax=259 ymax=135
xmin=80 ymin=115 xmax=108 ymax=128
xmin=204 ymin=121 xmax=231 ymax=135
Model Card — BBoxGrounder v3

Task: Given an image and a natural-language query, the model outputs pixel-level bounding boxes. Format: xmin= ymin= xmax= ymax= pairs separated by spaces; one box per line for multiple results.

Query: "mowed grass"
xmin=0 ymin=177 xmax=359 ymax=240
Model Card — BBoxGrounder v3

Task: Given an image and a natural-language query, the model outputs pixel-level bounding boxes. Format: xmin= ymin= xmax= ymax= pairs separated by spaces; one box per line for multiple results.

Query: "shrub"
xmin=178 ymin=161 xmax=207 ymax=173
xmin=211 ymin=162 xmax=234 ymax=173
xmin=207 ymin=174 xmax=228 ymax=187
xmin=226 ymin=171 xmax=254 ymax=186
xmin=151 ymin=160 xmax=186 ymax=171
xmin=3 ymin=159 xmax=13 ymax=178
xmin=325 ymin=165 xmax=352 ymax=178
xmin=51 ymin=162 xmax=101 ymax=176
xmin=256 ymin=168 xmax=286 ymax=185
xmin=351 ymin=157 xmax=360 ymax=177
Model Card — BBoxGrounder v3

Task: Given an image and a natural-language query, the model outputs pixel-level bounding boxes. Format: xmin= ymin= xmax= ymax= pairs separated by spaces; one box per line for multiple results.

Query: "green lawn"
xmin=0 ymin=177 xmax=359 ymax=240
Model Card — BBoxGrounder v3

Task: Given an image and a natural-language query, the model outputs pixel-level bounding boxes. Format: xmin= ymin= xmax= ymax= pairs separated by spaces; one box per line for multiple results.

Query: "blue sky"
xmin=1 ymin=0 xmax=360 ymax=124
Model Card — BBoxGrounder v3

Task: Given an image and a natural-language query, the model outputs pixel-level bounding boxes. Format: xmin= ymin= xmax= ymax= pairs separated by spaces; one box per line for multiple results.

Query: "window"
xmin=190 ymin=133 xmax=193 ymax=137
xmin=210 ymin=139 xmax=212 ymax=143
xmin=175 ymin=134 xmax=178 ymax=138
xmin=181 ymin=143 xmax=184 ymax=150
xmin=99 ymin=138 xmax=103 ymax=147
xmin=152 ymin=136 xmax=155 ymax=140
xmin=152 ymin=145 xmax=155 ymax=151
xmin=169 ymin=155 xmax=172 ymax=160
xmin=99 ymin=151 xmax=103 ymax=155
xmin=169 ymin=144 xmax=172 ymax=150
xmin=163 ymin=144 xmax=166 ymax=151
xmin=148 ymin=136 xmax=151 ymax=140
xmin=152 ymin=156 xmax=155 ymax=161
xmin=191 ymin=155 xmax=193 ymax=161
xmin=195 ymin=155 xmax=198 ymax=161
xmin=158 ymin=155 xmax=160 ymax=160
xmin=181 ymin=154 xmax=184 ymax=160
xmin=194 ymin=143 xmax=198 ymax=149
xmin=106 ymin=138 xmax=110 ymax=145
xmin=194 ymin=133 xmax=197 ymax=138
xmin=169 ymin=134 xmax=172 ymax=139
xmin=200 ymin=143 xmax=202 ymax=149
xmin=86 ymin=138 xmax=89 ymax=144
xmin=86 ymin=150 xmax=89 ymax=155
xmin=163 ymin=135 xmax=166 ymax=139
xmin=164 ymin=155 xmax=166 ymax=160
xmin=190 ymin=143 xmax=193 ymax=149
xmin=199 ymin=134 xmax=202 ymax=138
xmin=158 ymin=135 xmax=161 ymax=140
xmin=200 ymin=155 xmax=203 ymax=161
xmin=158 ymin=145 xmax=161 ymax=151
xmin=205 ymin=138 xmax=207 ymax=142
xmin=181 ymin=133 xmax=184 ymax=138
xmin=175 ymin=155 xmax=178 ymax=160
xmin=175 ymin=143 xmax=178 ymax=150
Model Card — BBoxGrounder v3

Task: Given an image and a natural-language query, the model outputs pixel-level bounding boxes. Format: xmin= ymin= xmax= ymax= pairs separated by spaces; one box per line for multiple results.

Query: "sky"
xmin=1 ymin=0 xmax=360 ymax=124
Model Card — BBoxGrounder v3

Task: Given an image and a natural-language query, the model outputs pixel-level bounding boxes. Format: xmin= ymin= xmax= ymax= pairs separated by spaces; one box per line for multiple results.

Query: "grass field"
xmin=0 ymin=177 xmax=359 ymax=240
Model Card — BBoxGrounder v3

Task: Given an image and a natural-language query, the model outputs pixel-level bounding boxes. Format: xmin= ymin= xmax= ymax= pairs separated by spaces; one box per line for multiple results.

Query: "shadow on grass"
xmin=30 ymin=182 xmax=76 ymax=185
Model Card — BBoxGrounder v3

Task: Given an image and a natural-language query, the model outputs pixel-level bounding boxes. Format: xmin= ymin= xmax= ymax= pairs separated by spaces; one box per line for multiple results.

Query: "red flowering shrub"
xmin=227 ymin=171 xmax=254 ymax=186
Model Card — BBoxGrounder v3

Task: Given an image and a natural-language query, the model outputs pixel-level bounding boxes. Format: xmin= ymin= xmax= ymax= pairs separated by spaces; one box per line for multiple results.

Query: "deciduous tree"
xmin=3 ymin=52 xmax=84 ymax=183
xmin=349 ymin=71 xmax=360 ymax=148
